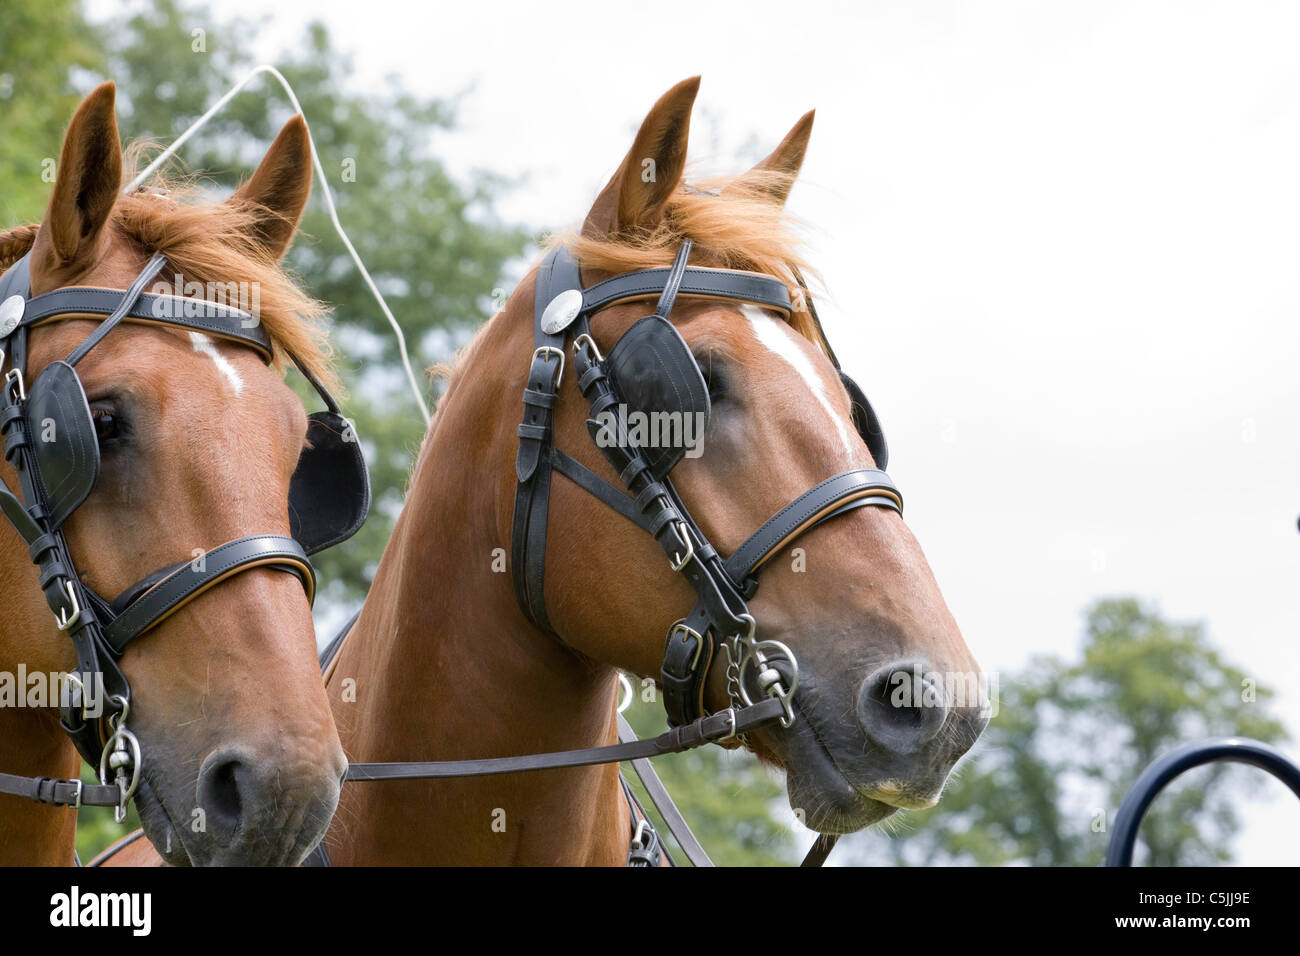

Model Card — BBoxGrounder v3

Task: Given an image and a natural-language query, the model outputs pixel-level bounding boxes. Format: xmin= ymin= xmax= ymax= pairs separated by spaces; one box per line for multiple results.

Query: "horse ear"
xmin=229 ymin=115 xmax=313 ymax=260
xmin=582 ymin=77 xmax=700 ymax=239
xmin=30 ymin=82 xmax=122 ymax=275
xmin=742 ymin=110 xmax=815 ymax=207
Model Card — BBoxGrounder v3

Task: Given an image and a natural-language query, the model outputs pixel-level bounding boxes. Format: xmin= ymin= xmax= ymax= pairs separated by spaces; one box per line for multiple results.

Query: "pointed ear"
xmin=743 ymin=110 xmax=815 ymax=206
xmin=30 ymin=82 xmax=122 ymax=274
xmin=228 ymin=115 xmax=313 ymax=260
xmin=582 ymin=77 xmax=700 ymax=239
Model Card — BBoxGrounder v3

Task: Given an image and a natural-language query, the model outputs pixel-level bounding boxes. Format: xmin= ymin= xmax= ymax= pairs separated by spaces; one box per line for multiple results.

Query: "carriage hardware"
xmin=0 ymin=247 xmax=371 ymax=815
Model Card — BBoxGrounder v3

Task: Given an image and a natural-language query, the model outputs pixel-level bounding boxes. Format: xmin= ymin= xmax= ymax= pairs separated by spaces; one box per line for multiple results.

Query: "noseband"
xmin=511 ymin=240 xmax=904 ymax=730
xmin=0 ymin=250 xmax=369 ymax=818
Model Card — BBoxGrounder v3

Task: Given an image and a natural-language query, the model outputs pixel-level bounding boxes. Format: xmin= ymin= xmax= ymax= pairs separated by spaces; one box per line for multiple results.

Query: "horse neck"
xmin=327 ymin=313 xmax=629 ymax=865
xmin=0 ymin=464 xmax=81 ymax=864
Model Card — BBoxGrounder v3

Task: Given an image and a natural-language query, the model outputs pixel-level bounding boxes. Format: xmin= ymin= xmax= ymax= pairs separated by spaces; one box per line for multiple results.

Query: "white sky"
xmin=89 ymin=0 xmax=1300 ymax=863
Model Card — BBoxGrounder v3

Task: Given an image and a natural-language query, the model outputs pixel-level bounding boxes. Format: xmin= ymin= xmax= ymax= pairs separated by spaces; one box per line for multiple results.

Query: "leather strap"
xmin=103 ymin=535 xmax=315 ymax=653
xmin=618 ymin=714 xmax=714 ymax=867
xmin=65 ymin=254 xmax=169 ymax=366
xmin=582 ymin=265 xmax=792 ymax=317
xmin=346 ymin=697 xmax=785 ymax=781
xmin=0 ymin=771 xmax=123 ymax=808
xmin=722 ymin=468 xmax=902 ymax=586
xmin=22 ymin=286 xmax=273 ymax=363
xmin=801 ymin=833 xmax=839 ymax=867
xmin=510 ymin=247 xmax=583 ymax=632
xmin=653 ymin=240 xmax=693 ymax=319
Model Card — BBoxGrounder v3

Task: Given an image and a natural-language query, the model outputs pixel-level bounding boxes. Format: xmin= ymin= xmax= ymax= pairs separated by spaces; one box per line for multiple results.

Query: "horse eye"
xmin=91 ymin=405 xmax=124 ymax=444
xmin=696 ymin=351 xmax=728 ymax=401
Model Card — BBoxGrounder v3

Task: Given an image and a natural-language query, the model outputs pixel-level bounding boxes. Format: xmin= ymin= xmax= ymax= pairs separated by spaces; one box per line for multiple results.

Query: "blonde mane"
xmin=558 ymin=167 xmax=830 ymax=354
xmin=0 ymin=155 xmax=336 ymax=391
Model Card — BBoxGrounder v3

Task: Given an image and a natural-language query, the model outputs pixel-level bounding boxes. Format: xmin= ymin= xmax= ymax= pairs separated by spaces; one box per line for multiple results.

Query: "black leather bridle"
xmin=511 ymin=239 xmax=904 ymax=731
xmin=0 ymin=249 xmax=369 ymax=819
xmin=301 ymin=240 xmax=906 ymax=868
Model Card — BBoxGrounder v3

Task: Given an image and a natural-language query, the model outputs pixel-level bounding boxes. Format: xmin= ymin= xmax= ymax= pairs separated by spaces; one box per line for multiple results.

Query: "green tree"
xmin=101 ymin=0 xmax=530 ymax=607
xmin=0 ymin=0 xmax=105 ymax=223
xmin=847 ymin=597 xmax=1289 ymax=866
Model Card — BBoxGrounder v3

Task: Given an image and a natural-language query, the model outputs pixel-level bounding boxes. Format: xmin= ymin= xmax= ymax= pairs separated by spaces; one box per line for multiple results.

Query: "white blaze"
xmin=189 ymin=332 xmax=244 ymax=395
xmin=740 ymin=305 xmax=856 ymax=455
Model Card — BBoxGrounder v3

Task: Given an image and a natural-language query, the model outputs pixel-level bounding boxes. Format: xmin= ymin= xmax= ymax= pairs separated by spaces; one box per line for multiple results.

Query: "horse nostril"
xmin=857 ymin=659 xmax=949 ymax=754
xmin=196 ymin=751 xmax=249 ymax=844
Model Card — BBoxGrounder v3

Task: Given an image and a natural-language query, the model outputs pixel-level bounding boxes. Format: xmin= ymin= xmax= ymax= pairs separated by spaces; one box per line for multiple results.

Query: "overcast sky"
xmin=89 ymin=0 xmax=1300 ymax=863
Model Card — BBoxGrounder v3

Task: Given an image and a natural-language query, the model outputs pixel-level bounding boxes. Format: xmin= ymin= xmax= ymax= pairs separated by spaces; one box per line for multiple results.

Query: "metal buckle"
xmin=4 ymin=367 xmax=25 ymax=403
xmin=532 ymin=346 xmax=565 ymax=387
xmin=68 ymin=777 xmax=83 ymax=810
xmin=668 ymin=520 xmax=694 ymax=571
xmin=716 ymin=706 xmax=738 ymax=741
xmin=632 ymin=818 xmax=651 ymax=849
xmin=54 ymin=580 xmax=81 ymax=632
xmin=573 ymin=333 xmax=604 ymax=363
xmin=61 ymin=672 xmax=89 ymax=721
xmin=667 ymin=621 xmax=704 ymax=671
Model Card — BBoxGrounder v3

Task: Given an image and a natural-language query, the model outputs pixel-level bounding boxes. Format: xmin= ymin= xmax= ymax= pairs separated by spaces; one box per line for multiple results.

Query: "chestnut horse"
xmin=0 ymin=84 xmax=346 ymax=866
xmin=110 ymin=77 xmax=986 ymax=866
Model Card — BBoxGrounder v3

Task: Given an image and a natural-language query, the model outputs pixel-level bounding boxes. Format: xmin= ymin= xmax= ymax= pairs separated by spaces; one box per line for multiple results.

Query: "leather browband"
xmin=581 ymin=265 xmax=792 ymax=317
xmin=19 ymin=288 xmax=273 ymax=361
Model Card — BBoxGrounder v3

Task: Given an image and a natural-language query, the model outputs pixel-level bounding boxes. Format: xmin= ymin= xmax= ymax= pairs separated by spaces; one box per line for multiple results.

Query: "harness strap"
xmin=622 ymin=776 xmax=665 ymax=867
xmin=0 ymin=771 xmax=124 ymax=808
xmin=617 ymin=714 xmax=712 ymax=867
xmin=21 ymin=286 xmax=273 ymax=364
xmin=510 ymin=248 xmax=583 ymax=633
xmin=103 ymin=535 xmax=315 ymax=653
xmin=722 ymin=468 xmax=903 ymax=587
xmin=345 ymin=697 xmax=785 ymax=781
xmin=582 ymin=264 xmax=792 ymax=317
xmin=65 ymin=254 xmax=169 ymax=366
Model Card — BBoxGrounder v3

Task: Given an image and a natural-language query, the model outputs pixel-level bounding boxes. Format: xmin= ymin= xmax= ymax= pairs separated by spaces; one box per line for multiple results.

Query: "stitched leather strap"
xmin=22 ymin=286 xmax=273 ymax=363
xmin=582 ymin=264 xmax=792 ymax=317
xmin=104 ymin=535 xmax=315 ymax=652
xmin=723 ymin=468 xmax=903 ymax=587
xmin=65 ymin=254 xmax=169 ymax=366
